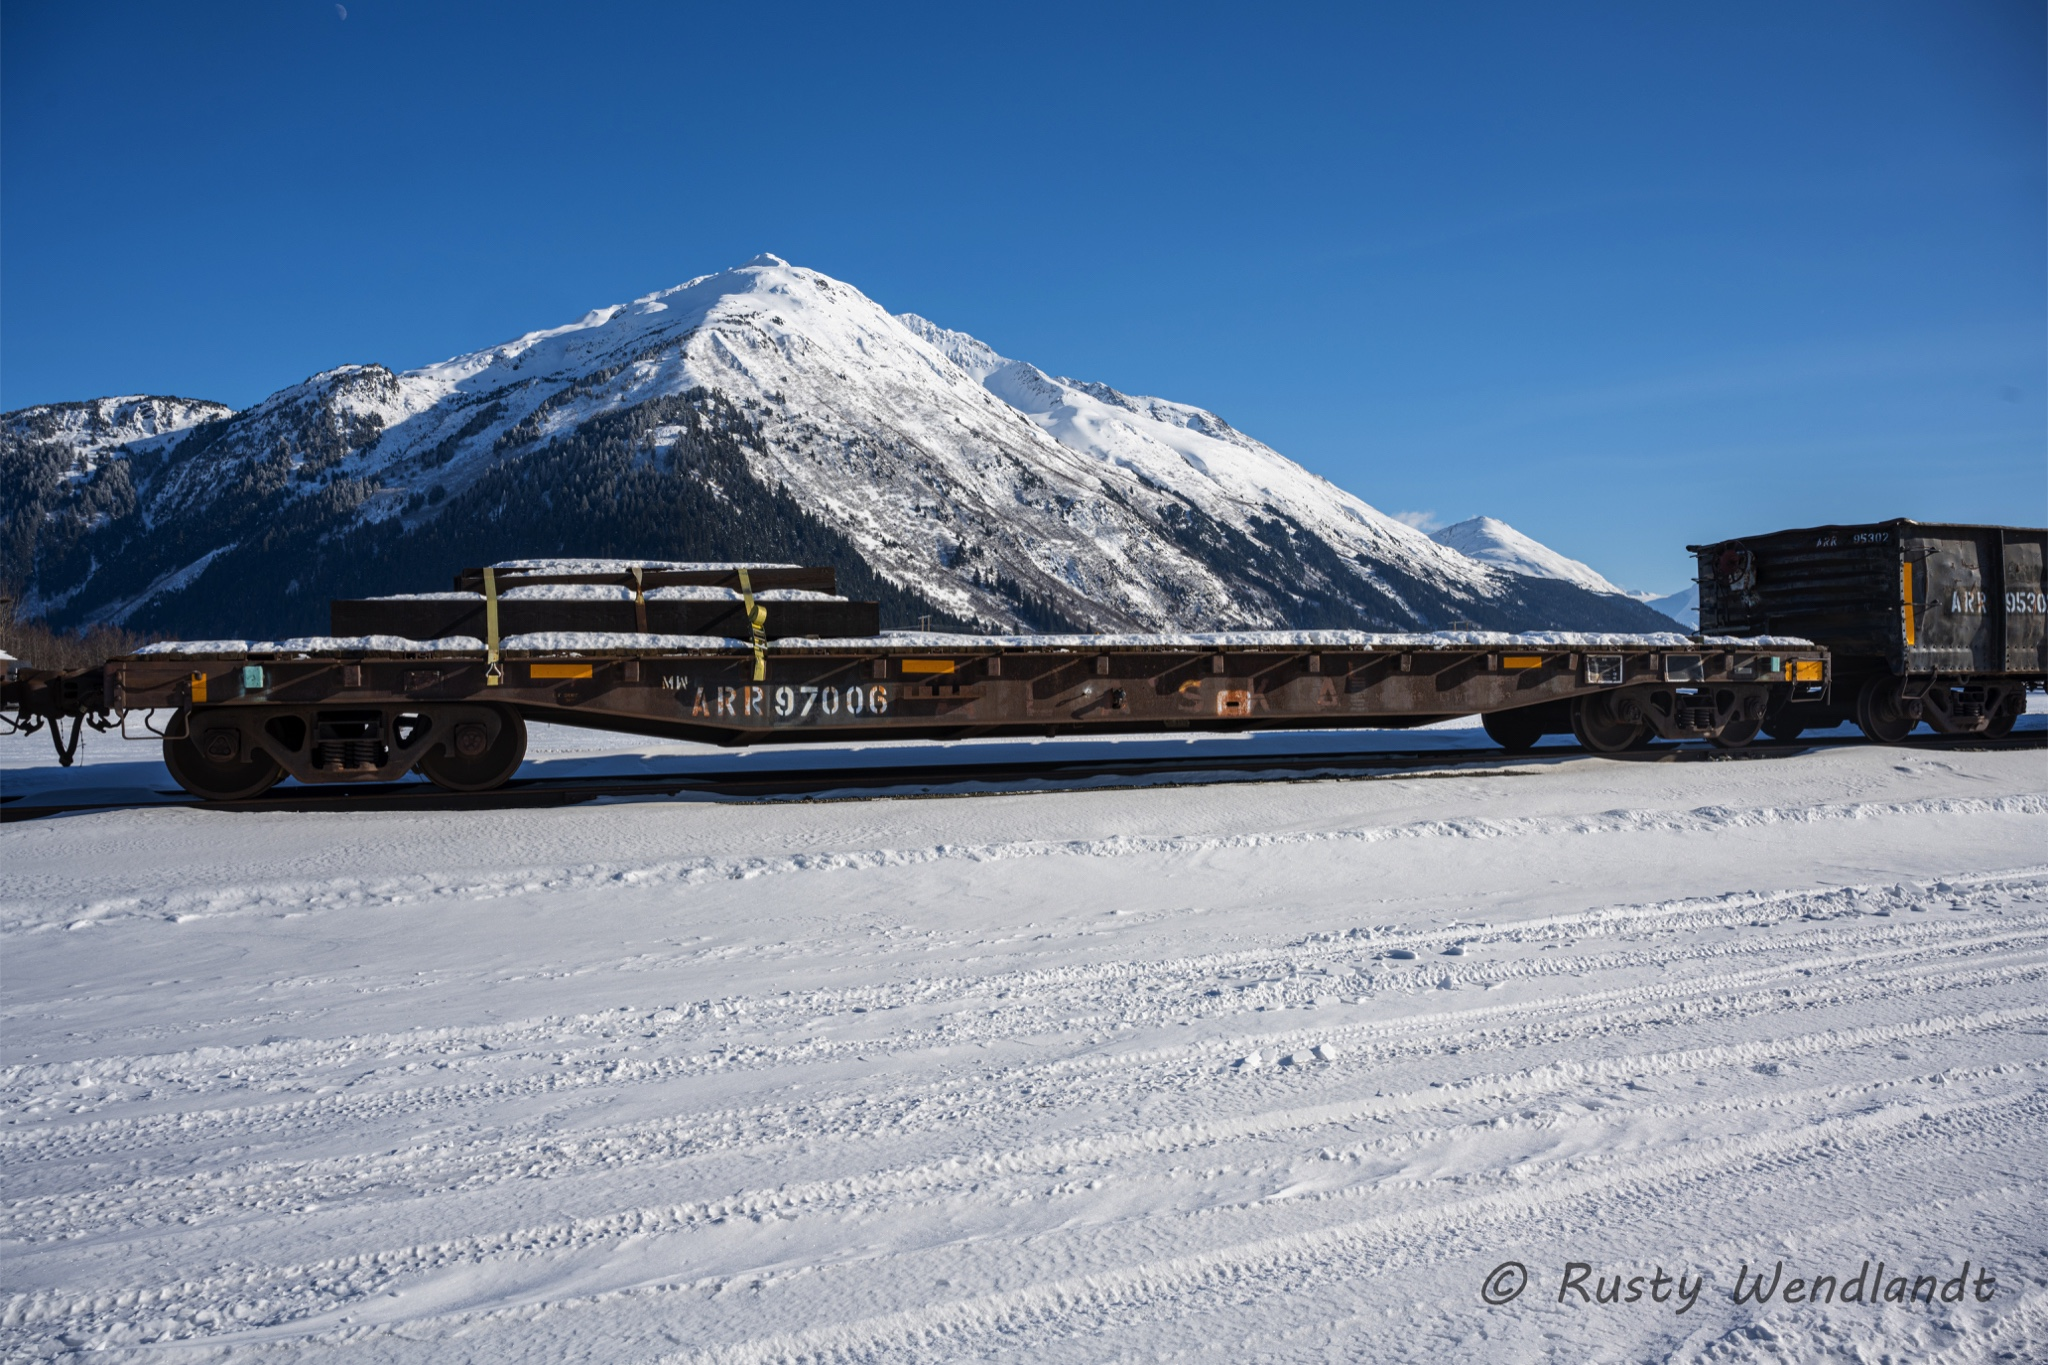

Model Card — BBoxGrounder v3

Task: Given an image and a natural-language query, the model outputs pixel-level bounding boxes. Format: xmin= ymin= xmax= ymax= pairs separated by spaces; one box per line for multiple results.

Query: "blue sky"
xmin=4 ymin=2 xmax=2041 ymax=592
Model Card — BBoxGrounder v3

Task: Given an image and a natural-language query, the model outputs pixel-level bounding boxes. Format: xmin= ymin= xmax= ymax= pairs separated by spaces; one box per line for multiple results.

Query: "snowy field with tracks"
xmin=3 ymin=711 xmax=2045 ymax=1363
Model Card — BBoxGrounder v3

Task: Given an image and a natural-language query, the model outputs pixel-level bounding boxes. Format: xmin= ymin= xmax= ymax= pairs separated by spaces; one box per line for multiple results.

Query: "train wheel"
xmin=1854 ymin=676 xmax=1917 ymax=744
xmin=1570 ymin=693 xmax=1648 ymax=754
xmin=417 ymin=706 xmax=527 ymax=792
xmin=1983 ymin=705 xmax=2019 ymax=739
xmin=1710 ymin=712 xmax=1764 ymax=749
xmin=163 ymin=713 xmax=284 ymax=801
xmin=1481 ymin=707 xmax=1546 ymax=753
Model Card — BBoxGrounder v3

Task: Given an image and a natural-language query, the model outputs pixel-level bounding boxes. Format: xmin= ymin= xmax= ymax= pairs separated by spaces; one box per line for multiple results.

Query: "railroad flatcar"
xmin=3 ymin=557 xmax=1830 ymax=799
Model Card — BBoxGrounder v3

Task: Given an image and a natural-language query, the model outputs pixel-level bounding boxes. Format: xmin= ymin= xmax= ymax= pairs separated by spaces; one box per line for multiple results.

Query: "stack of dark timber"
xmin=329 ymin=560 xmax=881 ymax=640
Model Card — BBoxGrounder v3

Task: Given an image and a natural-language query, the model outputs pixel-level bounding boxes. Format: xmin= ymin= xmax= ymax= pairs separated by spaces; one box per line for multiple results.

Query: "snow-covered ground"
xmin=3 ymin=706 xmax=2045 ymax=1362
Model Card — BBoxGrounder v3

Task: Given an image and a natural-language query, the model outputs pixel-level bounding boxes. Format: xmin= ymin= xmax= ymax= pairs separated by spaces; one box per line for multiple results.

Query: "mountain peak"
xmin=9 ymin=258 xmax=1682 ymax=639
xmin=1430 ymin=516 xmax=1626 ymax=596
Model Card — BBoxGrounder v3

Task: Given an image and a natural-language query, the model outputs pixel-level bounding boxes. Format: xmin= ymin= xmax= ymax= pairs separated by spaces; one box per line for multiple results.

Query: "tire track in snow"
xmin=9 ymin=868 xmax=2043 ymax=1121
xmin=8 ymin=1045 xmax=2041 ymax=1355
xmin=7 ymin=920 xmax=2042 ymax=1214
xmin=14 ymin=928 xmax=2047 ymax=1231
xmin=35 ymin=1072 xmax=2021 ymax=1363
xmin=9 ymin=999 xmax=2042 ymax=1290
xmin=1925 ymin=1287 xmax=2048 ymax=1365
xmin=69 ymin=861 xmax=2043 ymax=1066
xmin=8 ymin=852 xmax=2046 ymax=1358
xmin=12 ymin=791 xmax=2043 ymax=934
xmin=6 ymin=889 xmax=2043 ymax=1177
xmin=667 ymin=1089 xmax=2048 ymax=1365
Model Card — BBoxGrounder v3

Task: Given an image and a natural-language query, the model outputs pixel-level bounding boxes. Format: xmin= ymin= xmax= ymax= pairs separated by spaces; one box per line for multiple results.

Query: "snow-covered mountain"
xmin=4 ymin=255 xmax=1679 ymax=639
xmin=2 ymin=396 xmax=234 ymax=606
xmin=4 ymin=396 xmax=232 ymax=470
xmin=1427 ymin=515 xmax=1701 ymax=628
xmin=1428 ymin=515 xmax=1713 ymax=628
xmin=1640 ymin=584 xmax=1698 ymax=628
xmin=1429 ymin=516 xmax=1628 ymax=596
xmin=893 ymin=315 xmax=1491 ymax=604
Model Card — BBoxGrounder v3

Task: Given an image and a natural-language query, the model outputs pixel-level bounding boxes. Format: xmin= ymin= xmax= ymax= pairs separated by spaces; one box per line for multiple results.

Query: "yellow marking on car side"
xmin=1902 ymin=562 xmax=1916 ymax=646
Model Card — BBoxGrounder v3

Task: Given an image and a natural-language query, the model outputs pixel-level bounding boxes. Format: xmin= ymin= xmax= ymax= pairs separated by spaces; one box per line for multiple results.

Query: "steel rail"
xmin=1 ymin=729 xmax=2038 ymax=823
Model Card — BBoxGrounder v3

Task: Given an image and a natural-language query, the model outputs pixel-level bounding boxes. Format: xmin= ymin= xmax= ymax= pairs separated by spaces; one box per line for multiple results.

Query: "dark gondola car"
xmin=1692 ymin=520 xmax=2045 ymax=741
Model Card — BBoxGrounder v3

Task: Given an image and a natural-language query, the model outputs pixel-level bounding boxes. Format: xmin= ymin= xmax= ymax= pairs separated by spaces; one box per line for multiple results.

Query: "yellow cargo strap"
xmin=484 ymin=565 xmax=503 ymax=685
xmin=631 ymin=565 xmax=648 ymax=634
xmin=737 ymin=566 xmax=768 ymax=681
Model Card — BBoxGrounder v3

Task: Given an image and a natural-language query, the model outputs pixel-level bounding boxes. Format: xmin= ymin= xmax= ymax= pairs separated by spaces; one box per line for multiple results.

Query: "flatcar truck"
xmin=1692 ymin=520 xmax=2045 ymax=742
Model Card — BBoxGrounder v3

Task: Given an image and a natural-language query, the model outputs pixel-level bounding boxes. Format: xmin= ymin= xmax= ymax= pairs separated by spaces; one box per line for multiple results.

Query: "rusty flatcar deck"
xmin=0 ymin=629 xmax=1827 ymax=797
xmin=101 ymin=630 xmax=1825 ymax=742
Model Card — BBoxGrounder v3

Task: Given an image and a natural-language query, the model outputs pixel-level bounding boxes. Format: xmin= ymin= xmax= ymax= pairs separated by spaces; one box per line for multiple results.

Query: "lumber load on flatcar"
xmin=1 ymin=558 xmax=1830 ymax=800
xmin=1692 ymin=521 xmax=2045 ymax=742
xmin=329 ymin=560 xmax=879 ymax=642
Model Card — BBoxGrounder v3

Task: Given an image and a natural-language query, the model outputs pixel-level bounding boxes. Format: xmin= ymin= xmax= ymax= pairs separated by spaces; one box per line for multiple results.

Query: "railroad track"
xmin=2 ymin=728 xmax=2039 ymax=822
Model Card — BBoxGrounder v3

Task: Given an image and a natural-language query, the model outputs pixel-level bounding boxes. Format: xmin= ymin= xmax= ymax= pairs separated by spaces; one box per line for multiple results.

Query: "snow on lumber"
xmin=500 ymin=585 xmax=640 ymax=601
xmin=132 ymin=636 xmax=488 ymax=656
xmin=775 ymin=629 xmax=1818 ymax=650
xmin=365 ymin=592 xmax=488 ymax=601
xmin=365 ymin=588 xmax=848 ymax=602
xmin=496 ymin=632 xmax=747 ymax=652
xmin=121 ymin=629 xmax=1814 ymax=657
xmin=489 ymin=558 xmax=802 ymax=572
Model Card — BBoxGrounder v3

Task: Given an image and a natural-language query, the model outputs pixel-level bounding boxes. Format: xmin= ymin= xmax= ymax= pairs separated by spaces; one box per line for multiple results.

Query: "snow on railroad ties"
xmin=0 ymin=721 xmax=2044 ymax=1362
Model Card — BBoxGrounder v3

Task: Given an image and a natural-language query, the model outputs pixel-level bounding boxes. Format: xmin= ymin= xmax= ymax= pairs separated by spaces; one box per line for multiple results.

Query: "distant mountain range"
xmin=2 ymin=254 xmax=1684 ymax=639
xmin=1637 ymin=583 xmax=1698 ymax=628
